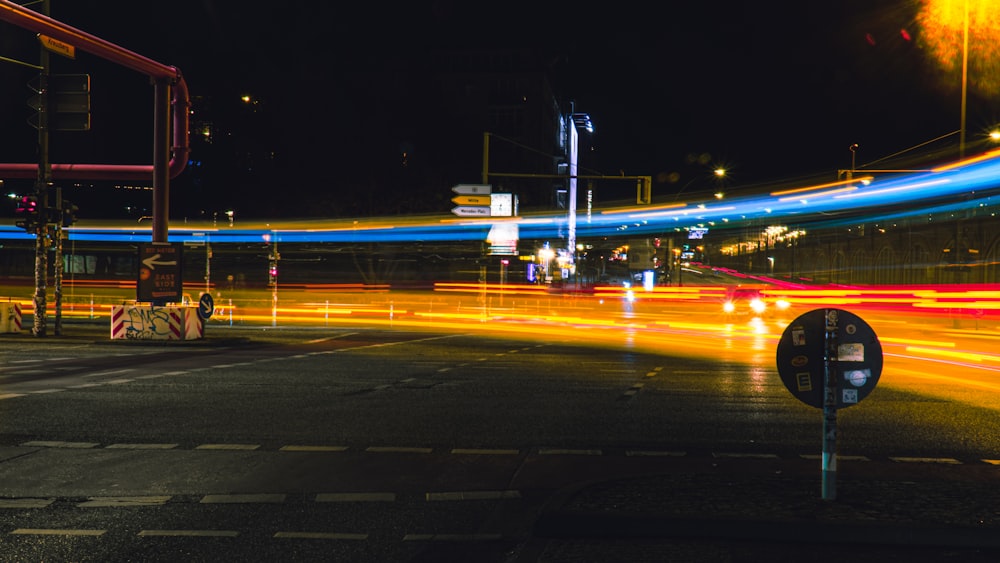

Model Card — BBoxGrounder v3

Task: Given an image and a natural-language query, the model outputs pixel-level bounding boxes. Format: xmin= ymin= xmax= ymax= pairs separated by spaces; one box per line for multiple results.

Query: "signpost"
xmin=137 ymin=242 xmax=183 ymax=304
xmin=451 ymin=184 xmax=492 ymax=217
xmin=776 ymin=308 xmax=882 ymax=500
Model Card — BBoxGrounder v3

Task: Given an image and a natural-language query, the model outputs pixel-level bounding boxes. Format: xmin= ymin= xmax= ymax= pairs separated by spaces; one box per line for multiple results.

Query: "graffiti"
xmin=111 ymin=305 xmax=202 ymax=340
xmin=122 ymin=305 xmax=176 ymax=340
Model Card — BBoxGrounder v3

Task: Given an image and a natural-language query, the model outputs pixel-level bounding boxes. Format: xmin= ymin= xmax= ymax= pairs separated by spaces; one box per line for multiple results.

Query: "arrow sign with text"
xmin=452 ymin=195 xmax=491 ymax=206
xmin=137 ymin=242 xmax=183 ymax=304
xmin=452 ymin=205 xmax=491 ymax=217
xmin=452 ymin=184 xmax=491 ymax=196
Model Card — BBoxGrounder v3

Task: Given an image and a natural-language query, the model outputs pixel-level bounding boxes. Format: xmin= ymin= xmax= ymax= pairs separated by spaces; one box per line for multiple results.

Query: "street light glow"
xmin=917 ymin=0 xmax=1000 ymax=95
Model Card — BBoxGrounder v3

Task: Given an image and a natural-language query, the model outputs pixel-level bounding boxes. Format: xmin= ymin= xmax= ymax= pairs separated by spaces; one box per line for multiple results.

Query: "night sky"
xmin=1 ymin=1 xmax=996 ymax=219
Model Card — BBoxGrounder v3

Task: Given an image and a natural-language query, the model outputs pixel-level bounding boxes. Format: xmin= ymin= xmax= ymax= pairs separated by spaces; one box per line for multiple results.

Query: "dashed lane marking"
xmin=22 ymin=440 xmax=99 ymax=449
xmin=626 ymin=450 xmax=686 ymax=457
xmin=12 ymin=528 xmax=106 ymax=536
xmin=801 ymin=454 xmax=871 ymax=462
xmin=78 ymin=496 xmax=171 ymax=508
xmin=366 ymin=446 xmax=433 ymax=454
xmin=537 ymin=448 xmax=603 ymax=456
xmin=713 ymin=452 xmax=780 ymax=459
xmin=274 ymin=531 xmax=368 ymax=540
xmin=889 ymin=456 xmax=962 ymax=464
xmin=195 ymin=444 xmax=260 ymax=451
xmin=0 ymin=393 xmax=25 ymax=400
xmin=426 ymin=490 xmax=520 ymax=501
xmin=450 ymin=448 xmax=520 ymax=455
xmin=0 ymin=499 xmax=54 ymax=508
xmin=403 ymin=533 xmax=503 ymax=541
xmin=106 ymin=443 xmax=179 ymax=450
xmin=201 ymin=494 xmax=286 ymax=504
xmin=279 ymin=445 xmax=349 ymax=452
xmin=84 ymin=369 xmax=134 ymax=378
xmin=138 ymin=530 xmax=239 ymax=537
xmin=316 ymin=492 xmax=396 ymax=502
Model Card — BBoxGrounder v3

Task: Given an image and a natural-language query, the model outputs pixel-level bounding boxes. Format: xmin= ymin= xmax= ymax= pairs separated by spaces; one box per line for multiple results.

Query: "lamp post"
xmin=566 ymin=111 xmax=593 ymax=267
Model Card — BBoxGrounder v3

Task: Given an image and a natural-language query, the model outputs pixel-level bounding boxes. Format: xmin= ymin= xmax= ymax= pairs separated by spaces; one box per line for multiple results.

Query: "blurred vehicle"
xmin=722 ymin=286 xmax=790 ymax=318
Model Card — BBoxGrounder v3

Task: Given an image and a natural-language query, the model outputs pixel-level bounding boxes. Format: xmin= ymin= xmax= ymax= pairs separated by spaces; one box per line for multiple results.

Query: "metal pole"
xmin=32 ymin=0 xmax=51 ymax=337
xmin=822 ymin=309 xmax=839 ymax=500
xmin=53 ymin=188 xmax=63 ymax=335
xmin=960 ymin=0 xmax=969 ymax=159
xmin=152 ymin=78 xmax=171 ymax=243
xmin=481 ymin=132 xmax=490 ymax=185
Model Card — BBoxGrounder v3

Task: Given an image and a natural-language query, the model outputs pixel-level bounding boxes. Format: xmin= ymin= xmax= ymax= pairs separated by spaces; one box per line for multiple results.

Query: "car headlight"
xmin=750 ymin=298 xmax=766 ymax=314
xmin=723 ymin=301 xmax=736 ymax=313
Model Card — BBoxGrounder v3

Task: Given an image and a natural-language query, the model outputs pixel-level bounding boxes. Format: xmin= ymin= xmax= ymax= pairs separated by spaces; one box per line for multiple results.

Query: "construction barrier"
xmin=1 ymin=302 xmax=22 ymax=333
xmin=110 ymin=304 xmax=204 ymax=340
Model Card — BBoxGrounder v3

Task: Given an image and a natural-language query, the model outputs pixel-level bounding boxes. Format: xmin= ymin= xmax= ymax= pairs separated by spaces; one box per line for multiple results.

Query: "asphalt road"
xmin=1 ymin=323 xmax=999 ymax=561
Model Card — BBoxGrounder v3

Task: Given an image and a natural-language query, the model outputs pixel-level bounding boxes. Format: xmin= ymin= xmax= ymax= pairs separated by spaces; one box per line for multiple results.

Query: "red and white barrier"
xmin=110 ymin=304 xmax=203 ymax=340
xmin=1 ymin=302 xmax=22 ymax=333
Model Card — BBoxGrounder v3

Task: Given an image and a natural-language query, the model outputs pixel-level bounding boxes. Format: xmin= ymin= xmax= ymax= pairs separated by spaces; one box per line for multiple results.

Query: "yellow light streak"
xmin=770 ymin=177 xmax=872 ymax=197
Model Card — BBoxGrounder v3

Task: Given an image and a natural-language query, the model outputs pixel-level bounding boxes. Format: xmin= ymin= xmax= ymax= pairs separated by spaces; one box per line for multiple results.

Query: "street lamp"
xmin=566 ymin=111 xmax=594 ymax=267
xmin=672 ymin=167 xmax=727 ymax=201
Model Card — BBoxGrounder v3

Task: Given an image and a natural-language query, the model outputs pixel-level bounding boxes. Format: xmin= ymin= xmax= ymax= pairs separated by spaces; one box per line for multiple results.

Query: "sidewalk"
xmin=518 ymin=462 xmax=1000 ymax=562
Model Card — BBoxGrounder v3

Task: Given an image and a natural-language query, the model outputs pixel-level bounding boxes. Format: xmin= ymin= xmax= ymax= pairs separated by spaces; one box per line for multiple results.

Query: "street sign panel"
xmin=27 ymin=111 xmax=91 ymax=132
xmin=452 ymin=184 xmax=491 ymax=196
xmin=27 ymin=92 xmax=90 ymax=113
xmin=137 ymin=242 xmax=183 ymax=304
xmin=452 ymin=205 xmax=491 ymax=217
xmin=452 ymin=195 xmax=491 ymax=206
xmin=38 ymin=34 xmax=76 ymax=59
xmin=197 ymin=293 xmax=215 ymax=320
xmin=776 ymin=308 xmax=882 ymax=409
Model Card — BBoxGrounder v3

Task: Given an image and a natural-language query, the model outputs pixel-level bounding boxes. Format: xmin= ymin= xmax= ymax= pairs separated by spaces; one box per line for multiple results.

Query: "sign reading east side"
xmin=137 ymin=242 xmax=183 ymax=304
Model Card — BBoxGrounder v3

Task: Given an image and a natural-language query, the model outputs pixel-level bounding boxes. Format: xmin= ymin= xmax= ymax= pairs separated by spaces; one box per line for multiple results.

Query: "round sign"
xmin=197 ymin=293 xmax=215 ymax=321
xmin=775 ymin=308 xmax=882 ymax=409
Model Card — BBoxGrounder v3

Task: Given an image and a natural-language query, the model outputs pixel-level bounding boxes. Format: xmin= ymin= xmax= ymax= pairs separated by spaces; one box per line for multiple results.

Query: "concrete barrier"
xmin=1 ymin=302 xmax=22 ymax=333
xmin=110 ymin=304 xmax=203 ymax=340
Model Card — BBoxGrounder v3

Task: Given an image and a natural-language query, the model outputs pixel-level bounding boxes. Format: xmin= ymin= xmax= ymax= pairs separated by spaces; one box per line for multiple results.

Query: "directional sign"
xmin=452 ymin=184 xmax=491 ymax=196
xmin=197 ymin=293 xmax=215 ymax=320
xmin=38 ymin=34 xmax=76 ymax=59
xmin=452 ymin=205 xmax=491 ymax=217
xmin=137 ymin=242 xmax=183 ymax=304
xmin=452 ymin=195 xmax=491 ymax=206
xmin=27 ymin=92 xmax=90 ymax=113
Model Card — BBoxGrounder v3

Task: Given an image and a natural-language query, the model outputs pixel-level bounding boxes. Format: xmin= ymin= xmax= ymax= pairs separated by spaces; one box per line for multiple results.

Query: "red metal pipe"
xmin=0 ymin=0 xmax=190 ymax=181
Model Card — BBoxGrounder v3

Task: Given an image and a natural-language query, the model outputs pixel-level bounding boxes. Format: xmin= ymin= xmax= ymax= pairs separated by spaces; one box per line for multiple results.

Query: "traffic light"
xmin=62 ymin=200 xmax=79 ymax=227
xmin=14 ymin=195 xmax=39 ymax=231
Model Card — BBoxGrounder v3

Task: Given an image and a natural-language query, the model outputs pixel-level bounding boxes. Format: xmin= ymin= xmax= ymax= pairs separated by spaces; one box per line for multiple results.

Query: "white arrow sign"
xmin=452 ymin=184 xmax=492 ymax=196
xmin=142 ymin=253 xmax=178 ymax=269
xmin=452 ymin=206 xmax=491 ymax=217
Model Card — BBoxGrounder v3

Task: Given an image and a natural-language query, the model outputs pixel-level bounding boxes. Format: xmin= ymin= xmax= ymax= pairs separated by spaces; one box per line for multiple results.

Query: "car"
xmin=721 ymin=286 xmax=791 ymax=318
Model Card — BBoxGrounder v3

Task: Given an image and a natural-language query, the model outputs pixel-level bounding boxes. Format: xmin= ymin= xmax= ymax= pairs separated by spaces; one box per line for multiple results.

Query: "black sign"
xmin=776 ymin=308 xmax=882 ymax=409
xmin=197 ymin=293 xmax=215 ymax=320
xmin=137 ymin=242 xmax=183 ymax=304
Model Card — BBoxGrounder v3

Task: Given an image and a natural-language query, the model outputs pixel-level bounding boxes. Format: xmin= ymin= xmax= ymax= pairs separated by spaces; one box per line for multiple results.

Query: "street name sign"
xmin=452 ymin=205 xmax=491 ymax=217
xmin=452 ymin=195 xmax=491 ymax=206
xmin=38 ymin=34 xmax=75 ymax=59
xmin=452 ymin=184 xmax=491 ymax=196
